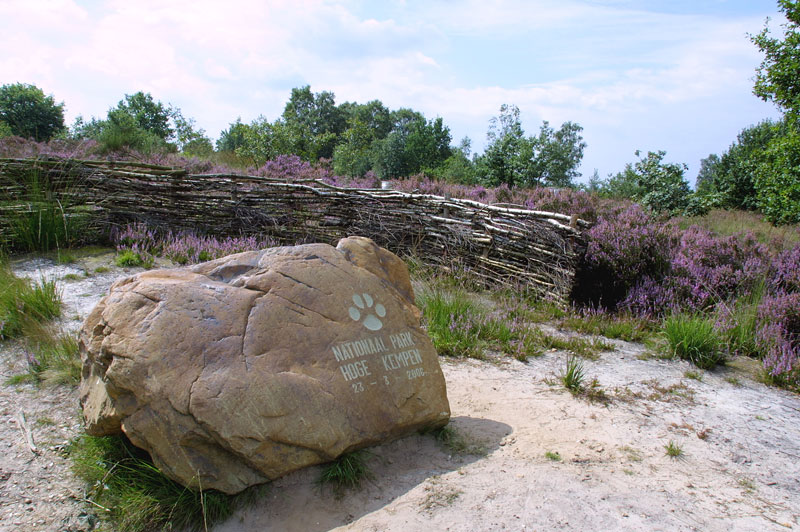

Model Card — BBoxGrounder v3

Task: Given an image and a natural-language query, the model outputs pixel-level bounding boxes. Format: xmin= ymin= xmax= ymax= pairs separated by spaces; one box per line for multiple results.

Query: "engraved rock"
xmin=79 ymin=236 xmax=450 ymax=494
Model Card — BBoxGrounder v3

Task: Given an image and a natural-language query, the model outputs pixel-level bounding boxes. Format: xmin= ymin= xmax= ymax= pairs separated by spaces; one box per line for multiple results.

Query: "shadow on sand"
xmin=213 ymin=415 xmax=512 ymax=532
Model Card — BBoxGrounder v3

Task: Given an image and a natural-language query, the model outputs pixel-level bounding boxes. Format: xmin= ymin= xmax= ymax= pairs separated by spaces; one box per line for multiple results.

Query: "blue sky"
xmin=0 ymin=0 xmax=786 ymax=183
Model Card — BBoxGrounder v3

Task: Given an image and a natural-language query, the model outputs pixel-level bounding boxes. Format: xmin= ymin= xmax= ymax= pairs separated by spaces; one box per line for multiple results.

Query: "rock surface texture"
xmin=79 ymin=237 xmax=450 ymax=494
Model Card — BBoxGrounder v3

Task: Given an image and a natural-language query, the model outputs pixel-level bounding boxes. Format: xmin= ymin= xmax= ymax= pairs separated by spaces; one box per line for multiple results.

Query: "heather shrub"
xmin=162 ymin=232 xmax=277 ymax=265
xmin=756 ymin=291 xmax=800 ymax=387
xmin=667 ymin=227 xmax=771 ymax=312
xmin=572 ymin=204 xmax=676 ymax=310
xmin=771 ymin=245 xmax=800 ymax=293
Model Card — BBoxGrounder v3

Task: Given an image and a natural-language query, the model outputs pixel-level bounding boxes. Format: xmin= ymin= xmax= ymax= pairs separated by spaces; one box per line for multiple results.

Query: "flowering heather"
xmin=771 ymin=245 xmax=800 ymax=293
xmin=575 ymin=204 xmax=677 ymax=310
xmin=667 ymin=227 xmax=771 ymax=312
xmin=757 ymin=291 xmax=800 ymax=386
xmin=111 ymin=223 xmax=160 ymax=254
xmin=162 ymin=232 xmax=277 ymax=265
xmin=0 ymin=136 xmax=99 ymax=160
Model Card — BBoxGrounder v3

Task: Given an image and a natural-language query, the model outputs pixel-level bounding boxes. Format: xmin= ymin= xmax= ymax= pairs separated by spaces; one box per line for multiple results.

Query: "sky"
xmin=0 ymin=0 xmax=788 ymax=183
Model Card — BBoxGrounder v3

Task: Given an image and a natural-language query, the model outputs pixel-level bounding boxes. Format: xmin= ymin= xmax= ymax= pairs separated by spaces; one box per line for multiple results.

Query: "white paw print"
xmin=348 ymin=293 xmax=386 ymax=331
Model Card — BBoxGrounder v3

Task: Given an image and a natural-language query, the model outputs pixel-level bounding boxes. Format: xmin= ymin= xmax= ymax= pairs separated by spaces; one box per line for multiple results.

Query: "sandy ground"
xmin=1 ymin=253 xmax=799 ymax=531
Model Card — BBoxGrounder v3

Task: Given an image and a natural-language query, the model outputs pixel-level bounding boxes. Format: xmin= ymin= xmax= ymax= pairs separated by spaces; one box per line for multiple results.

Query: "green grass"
xmin=115 ymin=250 xmax=153 ymax=268
xmin=679 ymin=208 xmax=800 ymax=250
xmin=717 ymin=284 xmax=765 ymax=358
xmin=317 ymin=450 xmax=373 ymax=497
xmin=663 ymin=314 xmax=725 ymax=369
xmin=69 ymin=433 xmax=249 ymax=532
xmin=559 ymin=312 xmax=655 ymax=342
xmin=0 ymin=260 xmax=61 ymax=340
xmin=664 ymin=440 xmax=684 ymax=458
xmin=545 ymin=451 xmax=562 ymax=461
xmin=94 ymin=265 xmax=110 ymax=273
xmin=21 ymin=322 xmax=81 ymax=386
xmin=684 ymin=369 xmax=704 ymax=382
xmin=561 ymin=355 xmax=585 ymax=393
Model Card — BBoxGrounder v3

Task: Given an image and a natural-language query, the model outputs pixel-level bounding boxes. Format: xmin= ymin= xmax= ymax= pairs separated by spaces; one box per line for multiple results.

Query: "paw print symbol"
xmin=348 ymin=293 xmax=386 ymax=331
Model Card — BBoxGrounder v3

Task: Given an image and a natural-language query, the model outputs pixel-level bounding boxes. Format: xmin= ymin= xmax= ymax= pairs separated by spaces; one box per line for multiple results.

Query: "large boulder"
xmin=79 ymin=236 xmax=450 ymax=494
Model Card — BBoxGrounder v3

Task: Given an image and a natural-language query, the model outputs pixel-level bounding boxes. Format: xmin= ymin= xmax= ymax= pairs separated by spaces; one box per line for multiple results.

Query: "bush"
xmin=572 ymin=204 xmax=676 ymax=310
xmin=756 ymin=291 xmax=800 ymax=387
xmin=755 ymin=128 xmax=800 ymax=225
xmin=664 ymin=314 xmax=725 ymax=369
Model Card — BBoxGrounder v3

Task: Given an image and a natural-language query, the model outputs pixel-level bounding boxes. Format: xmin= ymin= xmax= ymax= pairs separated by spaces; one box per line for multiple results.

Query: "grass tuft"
xmin=317 ymin=450 xmax=373 ymax=497
xmin=561 ymin=355 xmax=585 ymax=393
xmin=426 ymin=424 xmax=487 ymax=456
xmin=664 ymin=314 xmax=725 ymax=369
xmin=545 ymin=451 xmax=562 ymax=461
xmin=69 ymin=433 xmax=247 ymax=532
xmin=664 ymin=440 xmax=684 ymax=458
xmin=0 ymin=261 xmax=61 ymax=340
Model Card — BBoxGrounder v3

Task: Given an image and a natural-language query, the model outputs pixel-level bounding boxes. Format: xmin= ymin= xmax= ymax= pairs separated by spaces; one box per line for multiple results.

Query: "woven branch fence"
xmin=0 ymin=157 xmax=588 ymax=303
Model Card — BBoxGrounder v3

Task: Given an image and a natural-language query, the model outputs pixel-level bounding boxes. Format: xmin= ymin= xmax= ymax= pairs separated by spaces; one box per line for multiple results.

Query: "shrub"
xmin=573 ymin=204 xmax=676 ymax=310
xmin=663 ymin=314 xmax=724 ymax=369
xmin=756 ymin=291 xmax=800 ymax=387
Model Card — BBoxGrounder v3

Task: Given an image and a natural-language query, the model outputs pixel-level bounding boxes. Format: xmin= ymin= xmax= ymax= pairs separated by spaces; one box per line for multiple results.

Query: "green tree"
xmin=372 ymin=110 xmax=452 ymax=178
xmin=630 ymin=150 xmax=691 ymax=213
xmin=0 ymin=83 xmax=65 ymax=141
xmin=0 ymin=120 xmax=12 ymax=138
xmin=752 ymin=0 xmax=800 ymax=123
xmin=171 ymin=107 xmax=213 ymax=155
xmin=711 ymin=119 xmax=785 ymax=210
xmin=114 ymin=92 xmax=173 ymax=140
xmin=755 ymin=127 xmax=800 ymax=223
xmin=695 ymin=153 xmax=720 ymax=194
xmin=479 ymin=105 xmax=586 ymax=187
xmin=216 ymin=119 xmax=250 ymax=152
xmin=280 ymin=86 xmax=346 ymax=160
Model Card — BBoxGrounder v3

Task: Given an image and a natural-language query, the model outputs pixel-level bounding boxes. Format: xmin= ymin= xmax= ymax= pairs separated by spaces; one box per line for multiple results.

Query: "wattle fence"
xmin=0 ymin=157 xmax=588 ymax=303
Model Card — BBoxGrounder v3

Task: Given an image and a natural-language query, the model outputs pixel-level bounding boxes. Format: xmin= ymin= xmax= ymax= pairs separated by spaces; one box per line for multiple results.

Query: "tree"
xmin=371 ymin=110 xmax=452 ymax=178
xmin=752 ymin=0 xmax=800 ymax=123
xmin=279 ymin=86 xmax=346 ymax=160
xmin=0 ymin=83 xmax=65 ymax=141
xmin=755 ymin=127 xmax=800 ymax=223
xmin=525 ymin=121 xmax=586 ymax=187
xmin=479 ymin=104 xmax=586 ymax=187
xmin=695 ymin=153 xmax=720 ymax=193
xmin=216 ymin=119 xmax=250 ymax=152
xmin=114 ymin=92 xmax=173 ymax=140
xmin=631 ymin=150 xmax=691 ymax=213
xmin=710 ymin=120 xmax=786 ymax=210
xmin=171 ymin=107 xmax=213 ymax=156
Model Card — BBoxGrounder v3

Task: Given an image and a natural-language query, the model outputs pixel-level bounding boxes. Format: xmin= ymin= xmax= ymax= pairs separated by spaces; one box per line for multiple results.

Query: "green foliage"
xmin=69 ymin=434 xmax=242 ymax=532
xmin=751 ymin=0 xmax=800 ymax=123
xmin=0 ymin=83 xmax=65 ymax=141
xmin=663 ymin=314 xmax=725 ymax=369
xmin=632 ymin=150 xmax=691 ymax=214
xmin=417 ymin=287 xmax=488 ymax=358
xmin=0 ymin=260 xmax=61 ymax=341
xmin=559 ymin=313 xmax=654 ymax=343
xmin=0 ymin=120 xmax=12 ymax=138
xmin=561 ymin=355 xmax=585 ymax=393
xmin=20 ymin=323 xmax=80 ymax=386
xmin=479 ymin=104 xmax=586 ymax=188
xmin=216 ymin=118 xmax=250 ymax=152
xmin=115 ymin=250 xmax=152 ymax=268
xmin=372 ymin=110 xmax=452 ymax=178
xmin=664 ymin=440 xmax=684 ymax=458
xmin=545 ymin=451 xmax=562 ymax=461
xmin=95 ymin=109 xmax=170 ymax=154
xmin=317 ymin=450 xmax=373 ymax=496
xmin=3 ymin=169 xmax=87 ymax=252
xmin=754 ymin=126 xmax=800 ymax=224
xmin=171 ymin=107 xmax=213 ymax=156
xmin=704 ymin=120 xmax=786 ymax=211
xmin=114 ymin=91 xmax=173 ymax=140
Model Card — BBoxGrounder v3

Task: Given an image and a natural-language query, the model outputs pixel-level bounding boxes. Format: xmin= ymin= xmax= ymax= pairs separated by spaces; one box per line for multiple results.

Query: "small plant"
xmin=664 ymin=314 xmax=724 ymax=369
xmin=318 ymin=450 xmax=373 ymax=497
xmin=664 ymin=440 xmax=684 ymax=458
xmin=94 ymin=265 xmax=110 ymax=273
xmin=427 ymin=425 xmax=486 ymax=456
xmin=684 ymin=369 xmax=703 ymax=381
xmin=561 ymin=355 xmax=585 ymax=393
xmin=545 ymin=451 xmax=562 ymax=461
xmin=22 ymin=324 xmax=81 ymax=386
xmin=724 ymin=376 xmax=742 ymax=386
xmin=115 ymin=249 xmax=153 ymax=268
xmin=62 ymin=273 xmax=81 ymax=281
xmin=69 ymin=433 xmax=245 ymax=532
xmin=0 ymin=262 xmax=61 ymax=340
